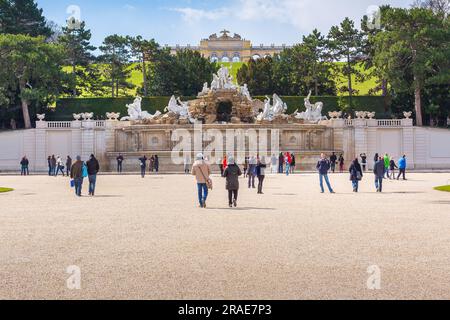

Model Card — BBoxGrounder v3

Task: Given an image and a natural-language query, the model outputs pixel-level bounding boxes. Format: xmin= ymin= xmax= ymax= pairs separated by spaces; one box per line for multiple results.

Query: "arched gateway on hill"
xmin=170 ymin=30 xmax=289 ymax=62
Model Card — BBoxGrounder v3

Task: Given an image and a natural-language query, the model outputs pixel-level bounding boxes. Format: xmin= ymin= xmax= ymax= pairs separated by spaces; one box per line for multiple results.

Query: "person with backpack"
xmin=139 ymin=155 xmax=147 ymax=178
xmin=223 ymin=156 xmax=242 ymax=208
xmin=389 ymin=157 xmax=398 ymax=180
xmin=397 ymin=155 xmax=407 ymax=180
xmin=316 ymin=153 xmax=335 ymax=194
xmin=70 ymin=156 xmax=84 ymax=197
xmin=349 ymin=158 xmax=363 ymax=192
xmin=192 ymin=153 xmax=212 ymax=208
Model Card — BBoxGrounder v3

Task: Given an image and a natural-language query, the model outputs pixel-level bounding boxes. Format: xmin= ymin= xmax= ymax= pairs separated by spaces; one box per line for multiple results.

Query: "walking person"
xmin=149 ymin=156 xmax=155 ymax=172
xmin=184 ymin=155 xmax=191 ymax=174
xmin=47 ymin=156 xmax=52 ymax=176
xmin=338 ymin=154 xmax=345 ymax=173
xmin=154 ymin=155 xmax=159 ymax=173
xmin=248 ymin=155 xmax=257 ymax=188
xmin=139 ymin=155 xmax=147 ymax=178
xmin=20 ymin=156 xmax=29 ymax=176
xmin=55 ymin=156 xmax=65 ymax=177
xmin=278 ymin=152 xmax=284 ymax=174
xmin=360 ymin=153 xmax=367 ymax=172
xmin=316 ymin=153 xmax=335 ymax=194
xmin=70 ymin=156 xmax=84 ymax=197
xmin=50 ymin=155 xmax=57 ymax=176
xmin=192 ymin=153 xmax=211 ymax=208
xmin=389 ymin=157 xmax=398 ymax=180
xmin=243 ymin=157 xmax=249 ymax=178
xmin=271 ymin=154 xmax=278 ymax=174
xmin=219 ymin=158 xmax=224 ymax=177
xmin=66 ymin=156 xmax=72 ymax=177
xmin=349 ymin=158 xmax=363 ymax=192
xmin=290 ymin=154 xmax=296 ymax=174
xmin=384 ymin=154 xmax=390 ymax=179
xmin=223 ymin=156 xmax=242 ymax=208
xmin=86 ymin=154 xmax=100 ymax=196
xmin=374 ymin=156 xmax=385 ymax=192
xmin=284 ymin=152 xmax=292 ymax=176
xmin=256 ymin=156 xmax=267 ymax=194
xmin=116 ymin=154 xmax=124 ymax=174
xmin=330 ymin=152 xmax=337 ymax=173
xmin=397 ymin=155 xmax=407 ymax=180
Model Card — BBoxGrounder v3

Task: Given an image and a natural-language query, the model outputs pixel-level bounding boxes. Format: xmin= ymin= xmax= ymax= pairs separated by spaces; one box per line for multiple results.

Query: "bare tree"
xmin=412 ymin=0 xmax=450 ymax=16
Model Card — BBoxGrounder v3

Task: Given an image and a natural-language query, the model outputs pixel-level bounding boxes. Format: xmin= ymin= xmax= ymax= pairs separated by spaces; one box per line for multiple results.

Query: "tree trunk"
xmin=142 ymin=58 xmax=148 ymax=97
xmin=414 ymin=79 xmax=423 ymax=126
xmin=72 ymin=63 xmax=77 ymax=97
xmin=382 ymin=79 xmax=389 ymax=113
xmin=21 ymin=98 xmax=31 ymax=129
xmin=111 ymin=77 xmax=115 ymax=98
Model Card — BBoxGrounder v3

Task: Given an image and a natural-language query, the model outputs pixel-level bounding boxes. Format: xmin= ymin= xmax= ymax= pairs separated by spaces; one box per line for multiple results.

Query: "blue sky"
xmin=37 ymin=0 xmax=413 ymax=48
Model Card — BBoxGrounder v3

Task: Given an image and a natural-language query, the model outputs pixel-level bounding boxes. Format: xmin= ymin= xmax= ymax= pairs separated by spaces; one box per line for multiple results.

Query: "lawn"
xmin=434 ymin=185 xmax=450 ymax=192
xmin=0 ymin=187 xmax=13 ymax=193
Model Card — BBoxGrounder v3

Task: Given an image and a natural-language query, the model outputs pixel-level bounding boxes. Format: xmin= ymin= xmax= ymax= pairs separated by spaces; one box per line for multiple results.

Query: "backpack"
xmin=82 ymin=163 xmax=88 ymax=178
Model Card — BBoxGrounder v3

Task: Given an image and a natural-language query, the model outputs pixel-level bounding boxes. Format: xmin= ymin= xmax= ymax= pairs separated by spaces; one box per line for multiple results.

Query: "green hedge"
xmin=49 ymin=95 xmax=389 ymax=120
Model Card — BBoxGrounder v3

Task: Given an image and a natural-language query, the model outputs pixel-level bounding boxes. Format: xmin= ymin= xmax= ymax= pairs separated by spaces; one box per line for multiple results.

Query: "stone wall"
xmin=1 ymin=119 xmax=450 ymax=173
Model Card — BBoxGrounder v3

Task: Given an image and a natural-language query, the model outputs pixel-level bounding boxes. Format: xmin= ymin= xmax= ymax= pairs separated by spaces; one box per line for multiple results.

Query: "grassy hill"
xmin=64 ymin=61 xmax=380 ymax=98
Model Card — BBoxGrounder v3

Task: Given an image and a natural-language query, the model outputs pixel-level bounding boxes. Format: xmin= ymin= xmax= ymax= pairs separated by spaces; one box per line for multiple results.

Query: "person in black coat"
xmin=20 ymin=156 xmax=29 ymax=176
xmin=139 ymin=155 xmax=147 ymax=178
xmin=349 ymin=158 xmax=363 ymax=192
xmin=373 ymin=156 xmax=385 ymax=192
xmin=223 ymin=157 xmax=242 ymax=208
xmin=86 ymin=154 xmax=100 ymax=196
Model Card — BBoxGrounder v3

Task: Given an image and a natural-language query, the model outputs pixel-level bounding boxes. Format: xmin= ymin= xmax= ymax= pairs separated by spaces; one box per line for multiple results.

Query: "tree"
xmin=129 ymin=36 xmax=159 ymax=97
xmin=0 ymin=0 xmax=52 ymax=37
xmin=99 ymin=35 xmax=134 ymax=97
xmin=412 ymin=0 xmax=450 ymax=16
xmin=372 ymin=7 xmax=449 ymax=125
xmin=237 ymin=57 xmax=274 ymax=95
xmin=0 ymin=34 xmax=66 ymax=128
xmin=149 ymin=48 xmax=217 ymax=96
xmin=301 ymin=29 xmax=334 ymax=96
xmin=59 ymin=21 xmax=96 ymax=96
xmin=327 ymin=18 xmax=365 ymax=106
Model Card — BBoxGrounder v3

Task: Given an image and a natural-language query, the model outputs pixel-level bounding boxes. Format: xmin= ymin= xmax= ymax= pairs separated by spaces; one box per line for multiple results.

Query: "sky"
xmin=36 ymin=0 xmax=413 ymax=48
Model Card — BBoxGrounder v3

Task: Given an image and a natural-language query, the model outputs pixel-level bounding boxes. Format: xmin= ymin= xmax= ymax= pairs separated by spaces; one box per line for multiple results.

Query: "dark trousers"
xmin=141 ymin=166 xmax=146 ymax=178
xmin=48 ymin=166 xmax=52 ymax=176
xmin=362 ymin=164 xmax=366 ymax=172
xmin=397 ymin=169 xmax=406 ymax=180
xmin=74 ymin=177 xmax=83 ymax=196
xmin=21 ymin=166 xmax=29 ymax=176
xmin=248 ymin=174 xmax=255 ymax=188
xmin=228 ymin=189 xmax=238 ymax=205
xmin=66 ymin=167 xmax=71 ymax=177
xmin=278 ymin=164 xmax=283 ymax=174
xmin=257 ymin=175 xmax=265 ymax=193
xmin=375 ymin=176 xmax=383 ymax=192
xmin=331 ymin=162 xmax=336 ymax=173
xmin=88 ymin=174 xmax=97 ymax=195
xmin=55 ymin=166 xmax=65 ymax=177
xmin=117 ymin=162 xmax=122 ymax=173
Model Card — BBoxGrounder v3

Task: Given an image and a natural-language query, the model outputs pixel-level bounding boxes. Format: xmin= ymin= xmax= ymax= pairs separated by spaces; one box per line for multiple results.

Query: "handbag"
xmin=198 ymin=165 xmax=213 ymax=190
xmin=82 ymin=164 xmax=88 ymax=178
xmin=357 ymin=171 xmax=362 ymax=181
xmin=70 ymin=179 xmax=75 ymax=188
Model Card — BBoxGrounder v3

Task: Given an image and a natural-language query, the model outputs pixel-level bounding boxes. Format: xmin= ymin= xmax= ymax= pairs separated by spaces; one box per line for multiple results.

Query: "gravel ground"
xmin=0 ymin=173 xmax=449 ymax=300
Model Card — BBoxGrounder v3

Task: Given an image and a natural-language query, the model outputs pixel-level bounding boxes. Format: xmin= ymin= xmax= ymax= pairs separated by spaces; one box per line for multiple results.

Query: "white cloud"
xmin=171 ymin=7 xmax=230 ymax=23
xmin=123 ymin=4 xmax=136 ymax=11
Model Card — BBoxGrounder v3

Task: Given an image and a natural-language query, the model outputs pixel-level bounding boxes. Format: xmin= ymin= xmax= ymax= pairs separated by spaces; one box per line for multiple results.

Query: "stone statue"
xmin=211 ymin=74 xmax=220 ymax=90
xmin=257 ymin=94 xmax=287 ymax=121
xmin=295 ymin=91 xmax=327 ymax=123
xmin=73 ymin=113 xmax=82 ymax=121
xmin=121 ymin=96 xmax=161 ymax=121
xmin=106 ymin=112 xmax=121 ymax=121
xmin=199 ymin=82 xmax=210 ymax=96
xmin=82 ymin=112 xmax=94 ymax=121
xmin=240 ymin=84 xmax=252 ymax=101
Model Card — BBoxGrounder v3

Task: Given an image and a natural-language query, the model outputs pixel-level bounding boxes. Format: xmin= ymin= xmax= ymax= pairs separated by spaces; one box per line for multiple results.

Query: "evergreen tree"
xmin=59 ymin=21 xmax=96 ymax=97
xmin=129 ymin=36 xmax=159 ymax=97
xmin=0 ymin=0 xmax=51 ymax=37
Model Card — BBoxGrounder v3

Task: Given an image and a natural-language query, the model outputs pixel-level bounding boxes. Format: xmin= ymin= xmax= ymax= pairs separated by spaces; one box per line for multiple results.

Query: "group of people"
xmin=329 ymin=153 xmax=346 ymax=173
xmin=46 ymin=155 xmax=72 ymax=177
xmin=193 ymin=153 xmax=269 ymax=208
xmin=317 ymin=153 xmax=408 ymax=193
xmin=137 ymin=155 xmax=160 ymax=178
xmin=69 ymin=154 xmax=100 ymax=197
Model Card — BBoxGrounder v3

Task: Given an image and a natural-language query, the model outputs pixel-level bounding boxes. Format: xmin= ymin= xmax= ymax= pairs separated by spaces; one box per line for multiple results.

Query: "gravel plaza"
xmin=1 ymin=172 xmax=449 ymax=300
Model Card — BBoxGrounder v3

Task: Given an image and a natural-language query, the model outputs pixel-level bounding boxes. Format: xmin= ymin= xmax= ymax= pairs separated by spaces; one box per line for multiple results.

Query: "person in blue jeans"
xmin=397 ymin=155 xmax=407 ymax=180
xmin=86 ymin=154 xmax=100 ymax=196
xmin=192 ymin=153 xmax=211 ymax=208
xmin=70 ymin=156 xmax=84 ymax=197
xmin=316 ymin=153 xmax=335 ymax=193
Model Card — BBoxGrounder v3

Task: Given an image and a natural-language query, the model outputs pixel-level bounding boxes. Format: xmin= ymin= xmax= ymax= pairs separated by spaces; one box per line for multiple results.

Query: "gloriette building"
xmin=170 ymin=30 xmax=289 ymax=62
